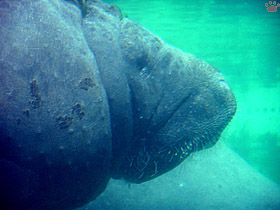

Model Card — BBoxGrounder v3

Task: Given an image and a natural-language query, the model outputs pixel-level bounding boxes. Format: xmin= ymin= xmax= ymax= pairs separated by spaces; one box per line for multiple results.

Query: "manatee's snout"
xmin=189 ymin=63 xmax=237 ymax=139
xmin=154 ymin=58 xmax=237 ymax=158
xmin=118 ymin=51 xmax=237 ymax=183
xmin=196 ymin=64 xmax=237 ymax=141
xmin=154 ymin=60 xmax=237 ymax=151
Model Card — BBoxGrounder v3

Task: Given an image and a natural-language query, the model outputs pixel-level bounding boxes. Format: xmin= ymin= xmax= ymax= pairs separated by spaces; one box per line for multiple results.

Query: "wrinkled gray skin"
xmin=0 ymin=1 xmax=276 ymax=210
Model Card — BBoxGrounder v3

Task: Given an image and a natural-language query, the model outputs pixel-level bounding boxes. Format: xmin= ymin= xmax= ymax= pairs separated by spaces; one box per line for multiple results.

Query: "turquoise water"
xmin=105 ymin=0 xmax=280 ymax=184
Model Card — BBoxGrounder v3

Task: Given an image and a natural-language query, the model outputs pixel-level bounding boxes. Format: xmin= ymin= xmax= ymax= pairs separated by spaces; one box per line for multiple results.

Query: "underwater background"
xmin=105 ymin=0 xmax=280 ymax=184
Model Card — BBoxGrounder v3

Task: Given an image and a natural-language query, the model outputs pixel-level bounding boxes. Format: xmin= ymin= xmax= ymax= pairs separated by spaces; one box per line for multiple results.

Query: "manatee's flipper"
xmin=0 ymin=1 xmax=111 ymax=209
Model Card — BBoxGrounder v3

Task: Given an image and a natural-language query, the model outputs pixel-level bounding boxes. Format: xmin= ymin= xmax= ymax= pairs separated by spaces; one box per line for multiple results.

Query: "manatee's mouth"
xmin=121 ymin=93 xmax=194 ymax=182
xmin=120 ymin=121 xmax=219 ymax=183
xmin=121 ymin=137 xmax=196 ymax=182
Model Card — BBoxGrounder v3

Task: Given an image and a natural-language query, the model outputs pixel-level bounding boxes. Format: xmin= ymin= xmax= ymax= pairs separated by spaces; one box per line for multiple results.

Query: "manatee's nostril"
xmin=219 ymin=79 xmax=231 ymax=91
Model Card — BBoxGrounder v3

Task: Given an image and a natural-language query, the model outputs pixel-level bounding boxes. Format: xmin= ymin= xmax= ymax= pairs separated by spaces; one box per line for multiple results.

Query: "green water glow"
xmin=106 ymin=0 xmax=280 ymax=184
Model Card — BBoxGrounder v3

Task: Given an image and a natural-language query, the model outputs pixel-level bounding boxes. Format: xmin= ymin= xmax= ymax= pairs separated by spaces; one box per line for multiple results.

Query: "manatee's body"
xmin=0 ymin=1 xmax=278 ymax=210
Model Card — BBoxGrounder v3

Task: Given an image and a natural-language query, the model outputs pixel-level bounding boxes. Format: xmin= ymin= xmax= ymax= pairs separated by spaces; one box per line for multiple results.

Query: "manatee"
xmin=1 ymin=0 xmax=273 ymax=210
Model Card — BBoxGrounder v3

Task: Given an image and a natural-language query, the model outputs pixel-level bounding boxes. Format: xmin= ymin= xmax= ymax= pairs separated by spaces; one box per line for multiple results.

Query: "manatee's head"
xmin=114 ymin=43 xmax=237 ymax=183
